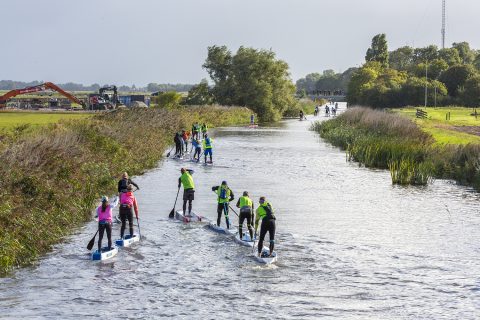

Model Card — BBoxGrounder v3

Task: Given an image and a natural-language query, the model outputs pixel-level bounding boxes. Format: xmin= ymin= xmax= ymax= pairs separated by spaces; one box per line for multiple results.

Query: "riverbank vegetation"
xmin=313 ymin=107 xmax=480 ymax=188
xmin=0 ymin=106 xmax=251 ymax=275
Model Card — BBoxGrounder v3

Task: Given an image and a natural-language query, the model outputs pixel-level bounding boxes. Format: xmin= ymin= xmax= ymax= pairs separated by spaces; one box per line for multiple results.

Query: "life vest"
xmin=239 ymin=196 xmax=252 ymax=208
xmin=256 ymin=202 xmax=275 ymax=220
xmin=217 ymin=185 xmax=231 ymax=204
xmin=203 ymin=138 xmax=212 ymax=149
xmin=180 ymin=172 xmax=195 ymax=190
xmin=121 ymin=192 xmax=136 ymax=206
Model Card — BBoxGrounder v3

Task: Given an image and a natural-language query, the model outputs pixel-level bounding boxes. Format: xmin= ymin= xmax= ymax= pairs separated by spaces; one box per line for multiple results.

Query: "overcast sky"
xmin=1 ymin=0 xmax=479 ymax=86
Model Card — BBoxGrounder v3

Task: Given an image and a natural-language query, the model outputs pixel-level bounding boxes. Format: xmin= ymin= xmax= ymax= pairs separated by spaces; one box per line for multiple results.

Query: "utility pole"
xmin=442 ymin=0 xmax=446 ymax=49
xmin=425 ymin=60 xmax=428 ymax=108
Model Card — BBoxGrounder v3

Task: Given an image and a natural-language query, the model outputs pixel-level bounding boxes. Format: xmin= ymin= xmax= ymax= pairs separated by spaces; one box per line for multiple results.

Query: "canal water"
xmin=1 ymin=103 xmax=479 ymax=319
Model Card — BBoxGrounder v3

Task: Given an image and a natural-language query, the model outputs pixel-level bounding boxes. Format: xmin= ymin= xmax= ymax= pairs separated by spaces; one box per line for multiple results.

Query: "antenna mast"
xmin=442 ymin=0 xmax=446 ymax=49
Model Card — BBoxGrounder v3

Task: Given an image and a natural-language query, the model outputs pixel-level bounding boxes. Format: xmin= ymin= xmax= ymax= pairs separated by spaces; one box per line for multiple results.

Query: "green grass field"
xmin=395 ymin=107 xmax=480 ymax=145
xmin=0 ymin=111 xmax=92 ymax=129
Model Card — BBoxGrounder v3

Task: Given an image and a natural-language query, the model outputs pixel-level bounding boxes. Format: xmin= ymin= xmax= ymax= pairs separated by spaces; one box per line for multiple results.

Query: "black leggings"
xmin=239 ymin=208 xmax=253 ymax=240
xmin=194 ymin=147 xmax=201 ymax=160
xmin=98 ymin=221 xmax=112 ymax=251
xmin=217 ymin=203 xmax=230 ymax=229
xmin=175 ymin=142 xmax=183 ymax=156
xmin=258 ymin=218 xmax=276 ymax=254
xmin=120 ymin=205 xmax=134 ymax=238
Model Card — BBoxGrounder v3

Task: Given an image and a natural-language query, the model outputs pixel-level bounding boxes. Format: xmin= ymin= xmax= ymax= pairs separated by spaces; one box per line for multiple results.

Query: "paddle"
xmin=169 ymin=186 xmax=181 ymax=218
xmin=87 ymin=229 xmax=99 ymax=250
xmin=136 ymin=216 xmax=142 ymax=239
xmin=228 ymin=204 xmax=239 ymax=218
xmin=166 ymin=146 xmax=174 ymax=158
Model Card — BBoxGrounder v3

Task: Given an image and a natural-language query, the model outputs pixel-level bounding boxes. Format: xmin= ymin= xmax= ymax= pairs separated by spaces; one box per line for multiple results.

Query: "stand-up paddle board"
xmin=115 ymin=234 xmax=140 ymax=247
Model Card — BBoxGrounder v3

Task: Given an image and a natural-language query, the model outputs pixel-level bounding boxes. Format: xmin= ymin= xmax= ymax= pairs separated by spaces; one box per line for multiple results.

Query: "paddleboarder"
xmin=255 ymin=196 xmax=276 ymax=257
xmin=192 ymin=122 xmax=200 ymax=140
xmin=119 ymin=184 xmax=139 ymax=239
xmin=236 ymin=191 xmax=254 ymax=241
xmin=174 ymin=132 xmax=183 ymax=158
xmin=212 ymin=181 xmax=234 ymax=229
xmin=203 ymin=133 xmax=213 ymax=164
xmin=96 ymin=196 xmax=119 ymax=252
xmin=192 ymin=138 xmax=202 ymax=162
xmin=178 ymin=168 xmax=195 ymax=216
xmin=118 ymin=172 xmax=139 ymax=195
xmin=299 ymin=110 xmax=305 ymax=120
xmin=201 ymin=123 xmax=208 ymax=138
xmin=182 ymin=129 xmax=189 ymax=153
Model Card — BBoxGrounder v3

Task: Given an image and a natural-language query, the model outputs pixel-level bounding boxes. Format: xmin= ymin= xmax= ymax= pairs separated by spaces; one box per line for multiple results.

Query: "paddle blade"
xmin=87 ymin=234 xmax=96 ymax=250
xmin=166 ymin=152 xmax=171 ymax=157
xmin=169 ymin=208 xmax=175 ymax=218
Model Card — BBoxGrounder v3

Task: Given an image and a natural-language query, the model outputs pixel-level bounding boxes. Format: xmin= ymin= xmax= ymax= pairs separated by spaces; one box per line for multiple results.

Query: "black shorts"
xmin=183 ymin=188 xmax=195 ymax=201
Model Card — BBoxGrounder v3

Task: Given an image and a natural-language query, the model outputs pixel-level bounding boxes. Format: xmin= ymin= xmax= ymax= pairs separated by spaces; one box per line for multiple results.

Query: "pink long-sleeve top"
xmin=120 ymin=192 xmax=139 ymax=217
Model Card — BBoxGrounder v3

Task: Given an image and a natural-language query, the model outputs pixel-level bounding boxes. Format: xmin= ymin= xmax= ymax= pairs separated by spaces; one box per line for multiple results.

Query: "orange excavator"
xmin=0 ymin=82 xmax=85 ymax=109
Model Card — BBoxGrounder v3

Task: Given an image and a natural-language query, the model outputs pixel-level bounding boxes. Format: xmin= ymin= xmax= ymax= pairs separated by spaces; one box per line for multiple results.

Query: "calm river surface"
xmin=1 ymin=103 xmax=480 ymax=319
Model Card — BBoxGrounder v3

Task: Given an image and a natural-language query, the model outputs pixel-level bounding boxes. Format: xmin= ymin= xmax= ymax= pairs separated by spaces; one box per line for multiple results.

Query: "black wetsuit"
xmin=118 ymin=178 xmax=139 ymax=193
xmin=120 ymin=204 xmax=134 ymax=238
xmin=257 ymin=203 xmax=276 ymax=255
xmin=238 ymin=206 xmax=254 ymax=240
xmin=212 ymin=186 xmax=234 ymax=229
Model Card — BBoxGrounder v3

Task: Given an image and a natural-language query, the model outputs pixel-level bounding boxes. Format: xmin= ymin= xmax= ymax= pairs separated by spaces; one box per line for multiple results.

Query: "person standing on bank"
xmin=212 ymin=181 xmax=234 ymax=229
xmin=119 ymin=184 xmax=139 ymax=239
xmin=255 ymin=196 xmax=276 ymax=257
xmin=178 ymin=168 xmax=195 ymax=216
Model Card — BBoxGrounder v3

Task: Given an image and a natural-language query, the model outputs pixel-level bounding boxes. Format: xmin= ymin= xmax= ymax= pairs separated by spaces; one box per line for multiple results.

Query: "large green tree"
xmin=185 ymin=79 xmax=213 ymax=105
xmin=439 ymin=64 xmax=477 ymax=97
xmin=203 ymin=46 xmax=296 ymax=121
xmin=413 ymin=45 xmax=439 ymax=63
xmin=438 ymin=48 xmax=462 ymax=66
xmin=365 ymin=34 xmax=389 ymax=67
xmin=452 ymin=42 xmax=476 ymax=64
xmin=389 ymin=46 xmax=414 ymax=70
xmin=461 ymin=75 xmax=480 ymax=106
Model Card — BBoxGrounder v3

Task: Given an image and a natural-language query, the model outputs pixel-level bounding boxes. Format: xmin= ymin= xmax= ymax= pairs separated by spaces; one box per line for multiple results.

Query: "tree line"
xmin=295 ymin=68 xmax=356 ymax=97
xmin=347 ymin=34 xmax=480 ymax=108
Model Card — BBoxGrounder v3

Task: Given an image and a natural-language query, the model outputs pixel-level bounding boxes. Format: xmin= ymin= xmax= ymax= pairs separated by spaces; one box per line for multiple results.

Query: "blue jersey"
xmin=192 ymin=140 xmax=201 ymax=149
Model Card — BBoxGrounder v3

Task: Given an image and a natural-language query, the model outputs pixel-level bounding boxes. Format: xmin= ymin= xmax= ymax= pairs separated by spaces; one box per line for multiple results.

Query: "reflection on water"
xmin=1 ymin=103 xmax=479 ymax=319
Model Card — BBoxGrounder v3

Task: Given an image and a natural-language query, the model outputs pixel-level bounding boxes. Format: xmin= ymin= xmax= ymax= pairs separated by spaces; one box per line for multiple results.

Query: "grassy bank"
xmin=395 ymin=107 xmax=480 ymax=145
xmin=0 ymin=105 xmax=251 ymax=274
xmin=0 ymin=111 xmax=93 ymax=130
xmin=312 ymin=107 xmax=480 ymax=188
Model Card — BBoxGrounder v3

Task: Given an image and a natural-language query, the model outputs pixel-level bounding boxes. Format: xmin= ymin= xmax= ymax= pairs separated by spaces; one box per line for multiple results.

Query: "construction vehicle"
xmin=88 ymin=85 xmax=120 ymax=110
xmin=0 ymin=82 xmax=85 ymax=109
